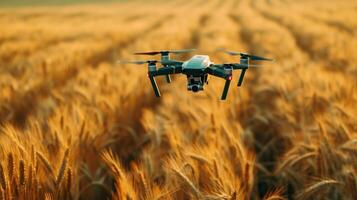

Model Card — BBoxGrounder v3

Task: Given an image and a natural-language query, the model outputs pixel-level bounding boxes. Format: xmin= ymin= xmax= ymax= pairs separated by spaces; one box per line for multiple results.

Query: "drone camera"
xmin=192 ymin=85 xmax=199 ymax=92
xmin=188 ymin=84 xmax=203 ymax=92
xmin=187 ymin=75 xmax=204 ymax=92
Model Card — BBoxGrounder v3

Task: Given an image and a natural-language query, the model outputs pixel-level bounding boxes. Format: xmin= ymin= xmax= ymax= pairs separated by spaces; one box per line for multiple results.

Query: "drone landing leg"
xmin=165 ymin=74 xmax=172 ymax=83
xmin=149 ymin=75 xmax=161 ymax=97
xmin=237 ymin=69 xmax=247 ymax=86
xmin=221 ymin=79 xmax=231 ymax=100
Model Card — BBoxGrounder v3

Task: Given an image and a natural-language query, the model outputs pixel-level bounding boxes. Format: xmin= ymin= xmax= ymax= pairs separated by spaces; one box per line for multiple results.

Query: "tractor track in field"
xmin=0 ymin=15 xmax=176 ymax=127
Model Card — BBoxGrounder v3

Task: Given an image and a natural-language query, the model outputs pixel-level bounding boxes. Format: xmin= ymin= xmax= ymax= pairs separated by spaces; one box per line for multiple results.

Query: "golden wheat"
xmin=0 ymin=0 xmax=356 ymax=199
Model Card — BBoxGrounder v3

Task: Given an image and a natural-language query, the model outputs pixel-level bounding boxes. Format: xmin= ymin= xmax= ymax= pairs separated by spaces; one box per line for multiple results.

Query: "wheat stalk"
xmin=263 ymin=187 xmax=286 ymax=200
xmin=0 ymin=164 xmax=6 ymax=190
xmin=45 ymin=193 xmax=53 ymax=200
xmin=188 ymin=153 xmax=211 ymax=165
xmin=134 ymin=166 xmax=149 ymax=197
xmin=172 ymin=167 xmax=202 ymax=199
xmin=101 ymin=150 xmax=123 ymax=178
xmin=36 ymin=152 xmax=54 ymax=175
xmin=27 ymin=164 xmax=33 ymax=189
xmin=7 ymin=153 xmax=14 ymax=180
xmin=0 ymin=1 xmax=356 ymax=200
xmin=66 ymin=168 xmax=72 ymax=192
xmin=296 ymin=179 xmax=340 ymax=199
xmin=289 ymin=152 xmax=316 ymax=168
xmin=19 ymin=160 xmax=26 ymax=186
xmin=56 ymin=149 xmax=69 ymax=186
xmin=0 ymin=187 xmax=4 ymax=200
xmin=264 ymin=195 xmax=286 ymax=200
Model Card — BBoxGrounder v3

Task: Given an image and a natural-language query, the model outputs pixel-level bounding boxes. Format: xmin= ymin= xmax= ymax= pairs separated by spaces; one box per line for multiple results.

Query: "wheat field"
xmin=0 ymin=0 xmax=356 ymax=199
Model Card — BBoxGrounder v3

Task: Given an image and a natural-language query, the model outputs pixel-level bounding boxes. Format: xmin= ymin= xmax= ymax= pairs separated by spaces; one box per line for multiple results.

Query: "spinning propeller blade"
xmin=219 ymin=63 xmax=263 ymax=68
xmin=117 ymin=60 xmax=159 ymax=65
xmin=222 ymin=49 xmax=273 ymax=61
xmin=118 ymin=59 xmax=182 ymax=66
xmin=134 ymin=49 xmax=196 ymax=55
xmin=133 ymin=51 xmax=161 ymax=55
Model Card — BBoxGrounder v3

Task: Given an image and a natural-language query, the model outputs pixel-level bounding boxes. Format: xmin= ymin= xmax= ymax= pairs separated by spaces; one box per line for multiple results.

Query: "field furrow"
xmin=275 ymin=0 xmax=357 ymax=34
xmin=232 ymin=0 xmax=357 ymax=198
xmin=0 ymin=14 xmax=175 ymax=126
xmin=301 ymin=13 xmax=355 ymax=35
xmin=254 ymin=0 xmax=357 ymax=71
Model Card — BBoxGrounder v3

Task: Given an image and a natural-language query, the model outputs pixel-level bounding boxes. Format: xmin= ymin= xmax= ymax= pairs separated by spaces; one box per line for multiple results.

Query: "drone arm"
xmin=223 ymin=63 xmax=249 ymax=86
xmin=207 ymin=65 xmax=233 ymax=100
xmin=152 ymin=68 xmax=173 ymax=83
xmin=147 ymin=66 xmax=182 ymax=93
xmin=231 ymin=64 xmax=248 ymax=70
xmin=160 ymin=61 xmax=183 ymax=83
xmin=206 ymin=65 xmax=228 ymax=79
xmin=151 ymin=66 xmax=182 ymax=76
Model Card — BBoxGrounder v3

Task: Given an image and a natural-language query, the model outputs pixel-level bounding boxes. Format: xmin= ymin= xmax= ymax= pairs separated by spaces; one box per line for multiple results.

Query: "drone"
xmin=118 ymin=49 xmax=273 ymax=100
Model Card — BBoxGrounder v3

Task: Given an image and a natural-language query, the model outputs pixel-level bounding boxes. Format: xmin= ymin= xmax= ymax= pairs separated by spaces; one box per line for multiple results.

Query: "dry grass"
xmin=0 ymin=0 xmax=356 ymax=199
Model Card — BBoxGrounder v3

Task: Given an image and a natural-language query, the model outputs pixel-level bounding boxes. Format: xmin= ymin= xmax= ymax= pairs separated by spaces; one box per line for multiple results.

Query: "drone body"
xmin=180 ymin=55 xmax=210 ymax=92
xmin=120 ymin=49 xmax=272 ymax=100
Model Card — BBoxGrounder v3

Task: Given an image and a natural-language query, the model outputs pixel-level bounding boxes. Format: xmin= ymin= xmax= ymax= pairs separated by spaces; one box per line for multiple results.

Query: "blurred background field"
xmin=0 ymin=0 xmax=356 ymax=199
xmin=0 ymin=0 xmax=126 ymax=7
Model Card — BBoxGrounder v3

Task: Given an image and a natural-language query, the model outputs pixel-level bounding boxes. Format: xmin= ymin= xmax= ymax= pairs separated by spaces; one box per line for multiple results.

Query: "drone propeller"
xmin=222 ymin=50 xmax=273 ymax=61
xmin=117 ymin=60 xmax=159 ymax=65
xmin=218 ymin=63 xmax=263 ymax=68
xmin=134 ymin=49 xmax=196 ymax=55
